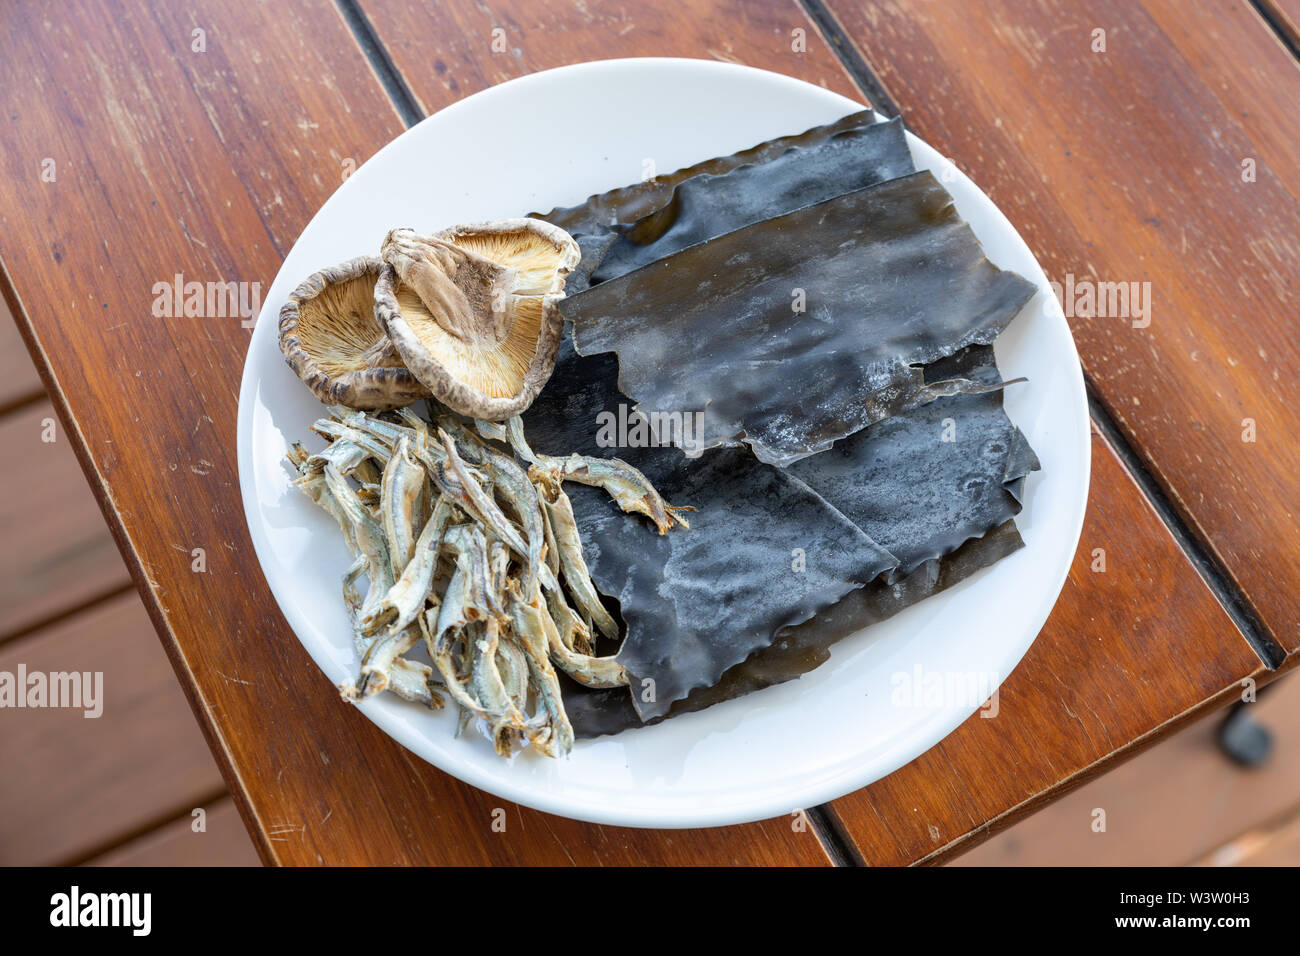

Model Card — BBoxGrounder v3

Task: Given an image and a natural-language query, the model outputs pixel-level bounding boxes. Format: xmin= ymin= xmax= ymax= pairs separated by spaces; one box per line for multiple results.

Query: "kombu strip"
xmin=539 ymin=340 xmax=1036 ymax=736
xmin=561 ymin=520 xmax=1025 ymax=738
xmin=546 ymin=111 xmax=909 ymax=295
xmin=564 ymin=232 xmax=618 ymax=295
xmin=521 ymin=113 xmax=1040 ymax=733
xmin=522 ymin=339 xmax=897 ymax=721
xmin=589 ymin=116 xmax=914 ymax=282
xmin=787 ymin=344 xmax=1038 ymax=576
xmin=560 ymin=171 xmax=1038 ymax=467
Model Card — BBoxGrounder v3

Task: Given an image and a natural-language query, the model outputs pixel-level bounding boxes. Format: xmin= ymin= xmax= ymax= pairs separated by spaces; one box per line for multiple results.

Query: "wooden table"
xmin=3 ymin=0 xmax=1296 ymax=866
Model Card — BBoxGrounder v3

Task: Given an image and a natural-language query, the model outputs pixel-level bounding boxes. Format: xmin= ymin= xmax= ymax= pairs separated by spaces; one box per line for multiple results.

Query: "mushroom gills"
xmin=375 ymin=220 xmax=580 ymax=420
xmin=277 ymin=255 xmax=430 ymax=411
xmin=297 ymin=269 xmax=407 ymax=377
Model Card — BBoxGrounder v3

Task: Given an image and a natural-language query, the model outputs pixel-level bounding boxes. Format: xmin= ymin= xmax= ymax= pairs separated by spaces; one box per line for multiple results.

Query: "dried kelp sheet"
xmin=564 ymin=231 xmax=618 ymax=295
xmin=560 ymin=347 xmax=1038 ymax=736
xmin=561 ymin=171 xmax=1038 ymax=467
xmin=523 ymin=341 xmax=897 ymax=721
xmin=788 ymin=345 xmax=1038 ymax=576
xmin=562 ymin=521 xmax=1025 ymax=739
xmin=588 ymin=116 xmax=913 ymax=282
xmin=545 ymin=111 xmax=911 ymax=297
xmin=525 ymin=338 xmax=1038 ymax=730
xmin=525 ymin=113 xmax=1039 ymax=734
xmin=535 ymin=109 xmax=886 ymax=237
xmin=547 ymin=343 xmax=1036 ymax=736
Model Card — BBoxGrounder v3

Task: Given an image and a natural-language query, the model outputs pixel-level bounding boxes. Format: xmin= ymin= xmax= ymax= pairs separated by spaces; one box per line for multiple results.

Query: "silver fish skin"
xmin=481 ymin=446 xmax=543 ymax=595
xmin=293 ymin=470 xmax=359 ymax=555
xmin=504 ymin=416 xmax=538 ymax=464
xmin=435 ymin=430 xmax=530 ymax=564
xmin=311 ymin=419 xmax=395 ymax=463
xmin=324 ymin=465 xmax=403 ymax=670
xmin=473 ymin=418 xmax=509 ymax=444
xmin=424 ymin=528 xmax=511 ymax=723
xmin=356 ymin=624 xmax=422 ymax=698
xmin=507 ymin=580 xmax=575 ymax=756
xmin=537 ymin=562 xmax=592 ymax=654
xmin=342 ymin=557 xmax=444 ymax=708
xmin=536 ymin=593 xmax=626 ymax=689
xmin=530 ymin=452 xmax=692 ymax=534
xmin=302 ymin=438 xmax=370 ymax=476
xmin=380 ymin=436 xmax=424 ymax=577
xmin=470 ymin=618 xmax=529 ymax=755
xmin=541 ymin=490 xmax=620 ymax=641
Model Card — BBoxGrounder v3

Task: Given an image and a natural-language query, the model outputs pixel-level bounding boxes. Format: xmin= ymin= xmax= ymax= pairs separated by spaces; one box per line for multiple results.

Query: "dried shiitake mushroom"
xmin=374 ymin=220 xmax=580 ymax=420
xmin=278 ymin=256 xmax=430 ymax=410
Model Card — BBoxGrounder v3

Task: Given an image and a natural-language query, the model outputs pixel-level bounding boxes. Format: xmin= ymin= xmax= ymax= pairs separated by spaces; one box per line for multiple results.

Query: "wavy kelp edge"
xmin=532 ymin=109 xmax=882 ymax=235
xmin=562 ymin=171 xmax=1039 ymax=467
xmin=561 ymin=520 xmax=1025 ymax=738
xmin=588 ymin=116 xmax=913 ymax=282
xmin=522 ymin=340 xmax=899 ymax=722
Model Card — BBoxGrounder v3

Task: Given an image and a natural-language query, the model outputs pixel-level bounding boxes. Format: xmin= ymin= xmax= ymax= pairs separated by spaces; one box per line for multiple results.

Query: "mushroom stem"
xmin=374 ymin=219 xmax=580 ymax=420
xmin=357 ymin=335 xmax=403 ymax=369
xmin=382 ymin=229 xmax=514 ymax=347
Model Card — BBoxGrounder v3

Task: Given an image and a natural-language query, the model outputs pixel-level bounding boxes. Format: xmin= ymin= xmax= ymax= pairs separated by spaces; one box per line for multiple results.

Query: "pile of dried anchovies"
xmin=285 ymin=404 xmax=689 ymax=758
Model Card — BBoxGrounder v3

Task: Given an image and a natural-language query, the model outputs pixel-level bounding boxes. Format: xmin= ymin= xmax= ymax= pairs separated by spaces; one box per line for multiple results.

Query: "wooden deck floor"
xmin=2 ymin=298 xmax=1296 ymax=867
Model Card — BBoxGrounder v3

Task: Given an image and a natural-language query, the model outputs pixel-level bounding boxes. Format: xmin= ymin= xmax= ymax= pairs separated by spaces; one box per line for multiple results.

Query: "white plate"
xmin=238 ymin=58 xmax=1089 ymax=829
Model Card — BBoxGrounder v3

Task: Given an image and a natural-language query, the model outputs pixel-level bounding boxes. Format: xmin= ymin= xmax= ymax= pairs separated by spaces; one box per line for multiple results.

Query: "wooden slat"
xmin=825 ymin=433 xmax=1263 ymax=865
xmin=820 ymin=0 xmax=1300 ymax=655
xmin=0 ymin=593 xmax=226 ymax=865
xmin=953 ymin=676 xmax=1300 ymax=865
xmin=357 ymin=0 xmax=861 ymax=111
xmin=1195 ymin=810 xmax=1300 ymax=866
xmin=0 ymin=297 xmax=43 ymax=411
xmin=0 ymin=0 xmax=830 ymax=865
xmin=1260 ymin=0 xmax=1300 ymax=50
xmin=0 ymin=401 xmax=130 ymax=639
xmin=85 ymin=797 xmax=260 ymax=867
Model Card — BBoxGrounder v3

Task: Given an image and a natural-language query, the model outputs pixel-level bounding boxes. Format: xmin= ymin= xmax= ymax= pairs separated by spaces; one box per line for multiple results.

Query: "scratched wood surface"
xmin=823 ymin=432 xmax=1263 ymax=864
xmin=0 ymin=0 xmax=834 ymax=865
xmin=0 ymin=0 xmax=1282 ymax=865
xmin=356 ymin=0 xmax=860 ymax=109
xmin=820 ymin=0 xmax=1300 ymax=656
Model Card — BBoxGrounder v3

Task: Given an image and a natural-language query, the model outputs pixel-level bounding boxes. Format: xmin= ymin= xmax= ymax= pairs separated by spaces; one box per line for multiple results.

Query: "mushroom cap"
xmin=375 ymin=219 xmax=581 ymax=420
xmin=278 ymin=256 xmax=431 ymax=410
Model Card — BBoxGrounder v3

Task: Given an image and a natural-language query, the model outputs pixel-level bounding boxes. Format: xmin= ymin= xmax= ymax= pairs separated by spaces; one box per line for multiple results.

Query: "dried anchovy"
xmin=539 ymin=488 xmax=620 ymax=641
xmin=435 ymin=430 xmax=529 ymax=555
xmin=506 ymin=579 xmax=575 ymax=756
xmin=529 ymin=452 xmax=692 ymax=534
xmin=287 ymin=401 xmax=687 ymax=759
xmin=302 ymin=464 xmax=444 ymax=709
xmin=538 ymin=562 xmax=592 ymax=655
xmin=535 ymin=565 xmax=624 ymax=686
xmin=379 ymin=436 xmax=424 ymax=575
xmin=342 ymin=558 xmax=442 ymax=708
